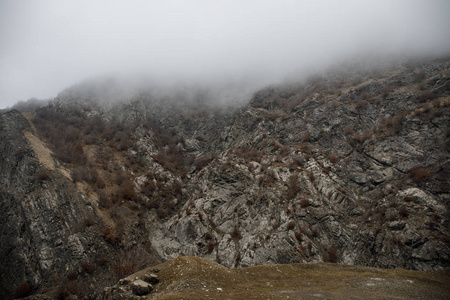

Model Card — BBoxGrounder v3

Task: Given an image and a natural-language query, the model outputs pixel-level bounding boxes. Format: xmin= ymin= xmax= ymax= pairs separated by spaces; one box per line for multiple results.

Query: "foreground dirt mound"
xmin=104 ymin=256 xmax=450 ymax=299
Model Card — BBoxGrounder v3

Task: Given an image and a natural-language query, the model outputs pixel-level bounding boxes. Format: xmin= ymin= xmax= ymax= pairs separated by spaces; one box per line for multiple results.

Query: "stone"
xmin=130 ymin=280 xmax=153 ymax=296
xmin=140 ymin=273 xmax=159 ymax=284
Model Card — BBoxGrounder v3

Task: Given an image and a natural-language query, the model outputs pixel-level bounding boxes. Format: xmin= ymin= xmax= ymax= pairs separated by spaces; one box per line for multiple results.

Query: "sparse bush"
xmin=98 ymin=190 xmax=111 ymax=209
xmin=114 ymin=264 xmax=134 ymax=278
xmin=408 ymin=166 xmax=431 ymax=183
xmin=403 ymin=195 xmax=414 ymax=203
xmin=325 ymin=247 xmax=339 ymax=263
xmin=418 ymin=90 xmax=437 ymax=102
xmin=300 ymin=199 xmax=310 ymax=208
xmin=308 ymin=171 xmax=315 ymax=182
xmin=82 ymin=259 xmax=95 ymax=274
xmin=352 ymin=129 xmax=372 ymax=143
xmin=55 ymin=284 xmax=69 ymax=300
xmin=205 ymin=232 xmax=213 ymax=240
xmin=381 ymin=86 xmax=393 ymax=99
xmin=97 ymin=256 xmax=109 ymax=266
xmin=231 ymin=226 xmax=242 ymax=239
xmin=157 ymin=207 xmax=167 ymax=219
xmin=329 ymin=154 xmax=338 ymax=164
xmin=286 ymin=173 xmax=300 ymax=199
xmin=399 ymin=206 xmax=409 ymax=218
xmin=207 ymin=241 xmax=215 ymax=254
xmin=295 ymin=231 xmax=302 ymax=242
xmin=102 ymin=226 xmax=119 ymax=245
xmin=232 ymin=147 xmax=263 ymax=163
xmin=14 ymin=281 xmax=31 ymax=299
xmin=287 ymin=221 xmax=295 ymax=230
xmin=37 ymin=168 xmax=51 ymax=181
xmin=343 ymin=125 xmax=354 ymax=135
xmin=67 ymin=270 xmax=77 ymax=281
xmin=296 ymin=143 xmax=312 ymax=154
xmin=120 ymin=180 xmax=137 ymax=200
xmin=415 ymin=70 xmax=425 ymax=82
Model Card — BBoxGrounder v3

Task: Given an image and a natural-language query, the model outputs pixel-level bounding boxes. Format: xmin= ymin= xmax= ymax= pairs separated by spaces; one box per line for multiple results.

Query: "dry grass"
xmin=130 ymin=256 xmax=450 ymax=300
xmin=24 ymin=131 xmax=55 ymax=170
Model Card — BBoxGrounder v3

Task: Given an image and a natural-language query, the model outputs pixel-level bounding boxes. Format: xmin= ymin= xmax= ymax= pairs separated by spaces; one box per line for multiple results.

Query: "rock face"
xmin=102 ymin=272 xmax=159 ymax=299
xmin=1 ymin=57 xmax=449 ymax=298
xmin=0 ymin=110 xmax=118 ymax=299
xmin=149 ymin=58 xmax=450 ymax=271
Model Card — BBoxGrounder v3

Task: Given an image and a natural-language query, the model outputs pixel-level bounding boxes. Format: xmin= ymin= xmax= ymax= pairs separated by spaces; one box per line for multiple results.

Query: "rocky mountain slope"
xmin=1 ymin=56 xmax=449 ymax=299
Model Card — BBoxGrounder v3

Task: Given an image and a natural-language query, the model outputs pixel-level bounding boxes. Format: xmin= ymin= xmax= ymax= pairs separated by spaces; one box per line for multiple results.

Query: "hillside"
xmin=1 ymin=56 xmax=449 ymax=299
xmin=102 ymin=256 xmax=450 ymax=300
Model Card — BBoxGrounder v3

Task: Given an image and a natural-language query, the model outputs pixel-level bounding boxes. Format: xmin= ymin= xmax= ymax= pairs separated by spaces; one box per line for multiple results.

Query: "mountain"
xmin=1 ymin=56 xmax=449 ymax=299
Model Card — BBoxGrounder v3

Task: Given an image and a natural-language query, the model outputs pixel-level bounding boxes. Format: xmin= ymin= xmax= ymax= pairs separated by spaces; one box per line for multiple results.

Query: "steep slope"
xmin=150 ymin=57 xmax=450 ymax=270
xmin=1 ymin=56 xmax=449 ymax=299
xmin=0 ymin=110 xmax=159 ymax=299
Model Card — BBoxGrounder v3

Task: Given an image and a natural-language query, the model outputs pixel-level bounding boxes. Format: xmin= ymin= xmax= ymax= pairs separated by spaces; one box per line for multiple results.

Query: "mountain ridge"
xmin=1 ymin=56 xmax=449 ymax=299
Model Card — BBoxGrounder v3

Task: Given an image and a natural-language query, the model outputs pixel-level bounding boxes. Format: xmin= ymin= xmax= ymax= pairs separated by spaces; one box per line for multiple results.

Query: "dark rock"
xmin=130 ymin=280 xmax=153 ymax=296
xmin=140 ymin=274 xmax=159 ymax=284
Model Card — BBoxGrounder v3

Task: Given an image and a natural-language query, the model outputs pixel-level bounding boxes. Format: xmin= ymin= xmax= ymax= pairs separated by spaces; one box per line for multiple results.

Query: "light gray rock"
xmin=130 ymin=280 xmax=153 ymax=296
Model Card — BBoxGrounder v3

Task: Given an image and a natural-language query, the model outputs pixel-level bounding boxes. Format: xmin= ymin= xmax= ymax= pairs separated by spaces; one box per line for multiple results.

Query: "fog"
xmin=1 ymin=0 xmax=450 ymax=108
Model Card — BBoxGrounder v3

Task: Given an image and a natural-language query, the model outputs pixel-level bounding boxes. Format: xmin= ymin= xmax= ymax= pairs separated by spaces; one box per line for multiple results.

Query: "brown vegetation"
xmin=408 ymin=166 xmax=431 ymax=183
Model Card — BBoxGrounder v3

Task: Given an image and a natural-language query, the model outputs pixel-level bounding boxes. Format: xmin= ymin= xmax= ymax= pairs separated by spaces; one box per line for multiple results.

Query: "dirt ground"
xmin=134 ymin=256 xmax=450 ymax=300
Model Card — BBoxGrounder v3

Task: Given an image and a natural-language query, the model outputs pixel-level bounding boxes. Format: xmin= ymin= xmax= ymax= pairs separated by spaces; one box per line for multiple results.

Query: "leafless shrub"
xmin=205 ymin=232 xmax=213 ymax=240
xmin=325 ymin=247 xmax=339 ymax=263
xmin=343 ymin=125 xmax=355 ymax=135
xmin=97 ymin=256 xmax=109 ymax=266
xmin=231 ymin=226 xmax=242 ymax=239
xmin=300 ymin=199 xmax=310 ymax=208
xmin=418 ymin=90 xmax=437 ymax=102
xmin=14 ymin=281 xmax=31 ymax=299
xmin=102 ymin=226 xmax=119 ymax=245
xmin=308 ymin=171 xmax=315 ymax=182
xmin=114 ymin=264 xmax=134 ymax=278
xmin=71 ymin=166 xmax=94 ymax=183
xmin=67 ymin=270 xmax=77 ymax=281
xmin=81 ymin=259 xmax=95 ymax=275
xmin=399 ymin=206 xmax=409 ymax=218
xmin=352 ymin=129 xmax=372 ymax=143
xmin=287 ymin=221 xmax=295 ymax=230
xmin=403 ymin=195 xmax=414 ymax=203
xmin=207 ymin=241 xmax=215 ymax=254
xmin=98 ymin=190 xmax=111 ymax=209
xmin=328 ymin=154 xmax=338 ymax=164
xmin=295 ymin=231 xmax=302 ymax=242
xmin=37 ymin=168 xmax=51 ymax=181
xmin=296 ymin=142 xmax=312 ymax=154
xmin=381 ymin=86 xmax=393 ymax=99
xmin=408 ymin=166 xmax=431 ymax=183
xmin=286 ymin=173 xmax=300 ymax=199
xmin=415 ymin=70 xmax=425 ymax=82
xmin=120 ymin=180 xmax=137 ymax=200
xmin=232 ymin=146 xmax=263 ymax=163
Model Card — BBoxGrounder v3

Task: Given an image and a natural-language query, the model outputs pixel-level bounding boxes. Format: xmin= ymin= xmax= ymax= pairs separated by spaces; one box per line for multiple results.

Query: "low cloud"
xmin=1 ymin=0 xmax=450 ymax=108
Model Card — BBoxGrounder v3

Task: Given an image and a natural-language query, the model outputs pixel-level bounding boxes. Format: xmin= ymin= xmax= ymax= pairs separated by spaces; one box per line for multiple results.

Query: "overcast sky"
xmin=1 ymin=0 xmax=450 ymax=108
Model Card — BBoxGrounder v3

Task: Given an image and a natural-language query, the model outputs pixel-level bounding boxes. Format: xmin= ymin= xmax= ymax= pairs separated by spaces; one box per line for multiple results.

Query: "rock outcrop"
xmin=1 ymin=56 xmax=449 ymax=298
xmin=102 ymin=271 xmax=159 ymax=299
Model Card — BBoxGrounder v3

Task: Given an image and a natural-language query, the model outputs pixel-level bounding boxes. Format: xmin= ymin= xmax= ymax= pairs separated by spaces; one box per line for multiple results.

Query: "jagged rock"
xmin=140 ymin=274 xmax=159 ymax=284
xmin=118 ymin=278 xmax=131 ymax=285
xmin=130 ymin=280 xmax=153 ymax=296
xmin=1 ymin=57 xmax=450 ymax=299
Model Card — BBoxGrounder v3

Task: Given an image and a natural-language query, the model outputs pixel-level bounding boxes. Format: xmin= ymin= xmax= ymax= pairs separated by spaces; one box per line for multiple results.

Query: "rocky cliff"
xmin=1 ymin=56 xmax=449 ymax=299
